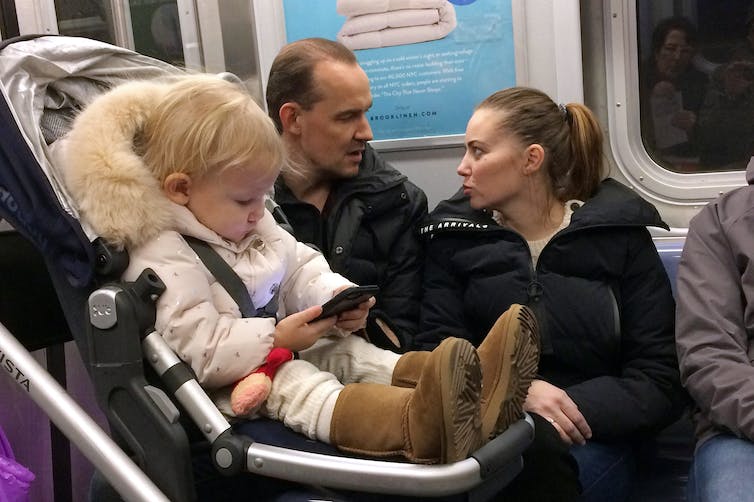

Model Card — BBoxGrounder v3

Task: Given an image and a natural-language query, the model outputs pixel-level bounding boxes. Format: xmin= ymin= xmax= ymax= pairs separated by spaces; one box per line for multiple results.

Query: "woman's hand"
xmin=523 ymin=379 xmax=593 ymax=445
xmin=273 ymin=305 xmax=337 ymax=352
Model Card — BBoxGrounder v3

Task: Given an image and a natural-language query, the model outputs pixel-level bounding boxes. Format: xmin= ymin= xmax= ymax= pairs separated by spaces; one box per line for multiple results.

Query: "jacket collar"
xmin=172 ymin=203 xmax=279 ymax=253
xmin=421 ymin=178 xmax=669 ymax=238
xmin=569 ymin=178 xmax=668 ymax=230
xmin=275 ymin=143 xmax=407 ymax=211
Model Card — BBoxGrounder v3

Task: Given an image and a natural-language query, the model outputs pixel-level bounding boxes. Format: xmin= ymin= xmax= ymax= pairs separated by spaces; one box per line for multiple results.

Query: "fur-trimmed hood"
xmin=57 ymin=80 xmax=174 ymax=250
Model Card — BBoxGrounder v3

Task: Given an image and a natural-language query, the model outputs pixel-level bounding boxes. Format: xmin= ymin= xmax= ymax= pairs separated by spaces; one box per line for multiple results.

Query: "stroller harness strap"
xmin=182 ymin=235 xmax=277 ymax=319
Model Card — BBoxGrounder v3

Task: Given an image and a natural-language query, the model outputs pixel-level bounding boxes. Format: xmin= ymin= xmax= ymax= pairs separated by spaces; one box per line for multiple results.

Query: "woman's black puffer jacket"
xmin=417 ymin=178 xmax=686 ymax=440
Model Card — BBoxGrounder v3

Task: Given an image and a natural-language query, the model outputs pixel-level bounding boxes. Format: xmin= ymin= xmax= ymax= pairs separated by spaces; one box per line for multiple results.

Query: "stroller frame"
xmin=0 ymin=35 xmax=533 ymax=501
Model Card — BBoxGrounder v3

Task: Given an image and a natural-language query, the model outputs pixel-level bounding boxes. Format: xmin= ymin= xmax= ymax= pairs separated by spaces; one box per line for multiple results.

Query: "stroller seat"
xmin=0 ymin=35 xmax=534 ymax=501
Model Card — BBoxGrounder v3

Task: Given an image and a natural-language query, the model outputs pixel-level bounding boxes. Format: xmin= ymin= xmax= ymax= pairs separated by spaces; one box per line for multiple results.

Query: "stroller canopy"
xmin=0 ymin=35 xmax=184 ymax=287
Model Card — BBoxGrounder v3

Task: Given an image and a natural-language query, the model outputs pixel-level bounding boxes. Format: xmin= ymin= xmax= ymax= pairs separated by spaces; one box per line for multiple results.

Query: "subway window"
xmin=54 ymin=1 xmax=185 ymax=66
xmin=13 ymin=1 xmax=264 ymax=103
xmin=606 ymin=1 xmax=748 ymax=205
xmin=54 ymin=0 xmax=114 ymax=44
xmin=637 ymin=0 xmax=754 ymax=174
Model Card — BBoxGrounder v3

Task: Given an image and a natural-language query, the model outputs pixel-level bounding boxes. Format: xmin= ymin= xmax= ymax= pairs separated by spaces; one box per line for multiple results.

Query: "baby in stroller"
xmin=54 ymin=73 xmax=539 ymax=465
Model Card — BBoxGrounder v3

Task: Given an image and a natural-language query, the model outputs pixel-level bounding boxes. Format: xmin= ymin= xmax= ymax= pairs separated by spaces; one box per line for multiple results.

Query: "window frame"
xmin=604 ymin=0 xmax=747 ymax=205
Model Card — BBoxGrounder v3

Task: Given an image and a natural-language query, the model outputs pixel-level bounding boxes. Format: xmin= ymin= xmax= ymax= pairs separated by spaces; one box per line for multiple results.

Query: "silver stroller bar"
xmin=143 ymin=328 xmax=533 ymax=497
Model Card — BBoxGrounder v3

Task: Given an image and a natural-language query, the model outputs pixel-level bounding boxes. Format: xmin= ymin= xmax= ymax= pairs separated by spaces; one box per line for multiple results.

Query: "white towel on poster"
xmin=336 ymin=0 xmax=457 ymax=50
xmin=336 ymin=0 xmax=450 ymax=17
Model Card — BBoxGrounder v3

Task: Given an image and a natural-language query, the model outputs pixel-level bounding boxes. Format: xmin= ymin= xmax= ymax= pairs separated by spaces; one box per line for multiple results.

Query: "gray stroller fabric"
xmin=0 ymin=35 xmax=184 ymax=233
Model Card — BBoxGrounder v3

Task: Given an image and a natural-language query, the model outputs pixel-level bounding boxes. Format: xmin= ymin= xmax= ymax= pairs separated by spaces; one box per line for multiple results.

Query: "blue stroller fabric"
xmin=0 ymin=424 xmax=34 ymax=502
xmin=0 ymin=91 xmax=92 ymax=287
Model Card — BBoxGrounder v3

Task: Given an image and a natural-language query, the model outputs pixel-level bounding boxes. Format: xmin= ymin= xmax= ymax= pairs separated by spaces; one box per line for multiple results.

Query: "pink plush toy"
xmin=230 ymin=347 xmax=294 ymax=416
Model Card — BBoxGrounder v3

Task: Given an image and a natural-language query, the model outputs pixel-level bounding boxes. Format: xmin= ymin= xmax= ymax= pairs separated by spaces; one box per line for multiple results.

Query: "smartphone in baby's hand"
xmin=312 ymin=285 xmax=379 ymax=322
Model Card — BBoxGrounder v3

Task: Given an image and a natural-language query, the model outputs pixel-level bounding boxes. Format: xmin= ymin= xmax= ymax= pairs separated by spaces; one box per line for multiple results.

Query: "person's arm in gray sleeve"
xmin=676 ymin=202 xmax=754 ymax=441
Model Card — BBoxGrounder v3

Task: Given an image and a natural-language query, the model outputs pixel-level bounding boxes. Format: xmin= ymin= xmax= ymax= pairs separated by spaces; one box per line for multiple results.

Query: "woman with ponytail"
xmin=414 ymin=87 xmax=685 ymax=500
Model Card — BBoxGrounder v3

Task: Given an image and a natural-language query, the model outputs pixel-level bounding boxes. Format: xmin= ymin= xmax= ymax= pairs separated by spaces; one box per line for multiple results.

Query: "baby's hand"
xmin=273 ymin=306 xmax=337 ymax=351
xmin=334 ymin=296 xmax=375 ymax=332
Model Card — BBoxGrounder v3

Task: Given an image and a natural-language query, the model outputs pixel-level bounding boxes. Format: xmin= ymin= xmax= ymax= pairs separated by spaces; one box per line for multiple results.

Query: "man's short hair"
xmin=265 ymin=38 xmax=358 ymax=133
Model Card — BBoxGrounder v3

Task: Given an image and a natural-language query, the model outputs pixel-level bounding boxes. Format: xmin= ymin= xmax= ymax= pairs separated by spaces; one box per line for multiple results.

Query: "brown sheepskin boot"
xmin=391 ymin=304 xmax=540 ymax=442
xmin=391 ymin=350 xmax=430 ymax=387
xmin=330 ymin=337 xmax=482 ymax=464
xmin=477 ymin=304 xmax=539 ymax=441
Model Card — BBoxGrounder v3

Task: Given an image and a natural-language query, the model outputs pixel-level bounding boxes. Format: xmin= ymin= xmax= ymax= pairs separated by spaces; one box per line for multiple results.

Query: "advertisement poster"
xmin=282 ymin=0 xmax=515 ymax=143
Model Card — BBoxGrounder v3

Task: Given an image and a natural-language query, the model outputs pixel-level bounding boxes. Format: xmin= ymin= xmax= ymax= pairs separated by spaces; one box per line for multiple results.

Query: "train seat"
xmin=628 ymin=235 xmax=694 ymax=502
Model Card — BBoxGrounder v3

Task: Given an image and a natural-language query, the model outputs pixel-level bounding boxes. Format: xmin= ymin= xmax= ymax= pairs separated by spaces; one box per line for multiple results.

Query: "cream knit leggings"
xmin=260 ymin=334 xmax=401 ymax=443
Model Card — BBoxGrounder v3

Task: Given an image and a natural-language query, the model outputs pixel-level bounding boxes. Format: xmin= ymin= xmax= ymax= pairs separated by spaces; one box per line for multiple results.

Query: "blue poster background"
xmin=282 ymin=0 xmax=515 ymax=141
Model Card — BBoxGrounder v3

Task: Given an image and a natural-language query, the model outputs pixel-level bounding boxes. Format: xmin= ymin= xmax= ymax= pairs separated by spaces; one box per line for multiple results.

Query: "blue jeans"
xmin=687 ymin=433 xmax=754 ymax=502
xmin=570 ymin=440 xmax=637 ymax=502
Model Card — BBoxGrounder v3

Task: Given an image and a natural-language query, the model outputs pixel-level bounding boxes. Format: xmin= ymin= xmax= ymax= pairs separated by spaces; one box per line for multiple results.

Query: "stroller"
xmin=0 ymin=35 xmax=534 ymax=501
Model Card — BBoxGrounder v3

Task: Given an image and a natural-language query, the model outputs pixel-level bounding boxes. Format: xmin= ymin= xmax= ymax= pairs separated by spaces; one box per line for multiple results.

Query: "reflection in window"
xmin=54 ymin=1 xmax=185 ymax=67
xmin=51 ymin=1 xmax=264 ymax=109
xmin=130 ymin=1 xmax=184 ymax=66
xmin=637 ymin=0 xmax=754 ymax=173
xmin=54 ymin=0 xmax=113 ymax=43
